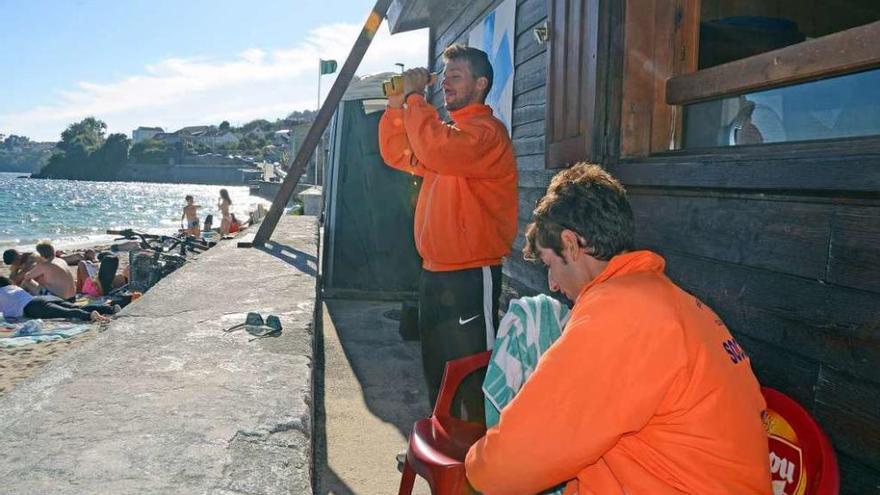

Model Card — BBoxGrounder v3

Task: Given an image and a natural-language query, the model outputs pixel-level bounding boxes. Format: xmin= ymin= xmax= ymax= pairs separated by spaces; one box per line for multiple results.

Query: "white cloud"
xmin=0 ymin=23 xmax=428 ymax=141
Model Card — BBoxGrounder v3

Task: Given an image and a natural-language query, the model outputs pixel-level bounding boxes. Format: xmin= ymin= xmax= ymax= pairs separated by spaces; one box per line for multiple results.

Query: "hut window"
xmin=681 ymin=67 xmax=880 ymax=148
xmin=621 ymin=0 xmax=880 ymax=155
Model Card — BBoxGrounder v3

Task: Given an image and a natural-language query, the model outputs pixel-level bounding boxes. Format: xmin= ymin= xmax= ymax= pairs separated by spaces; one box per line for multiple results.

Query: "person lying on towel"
xmin=0 ymin=276 xmax=117 ymax=322
xmin=465 ymin=163 xmax=773 ymax=495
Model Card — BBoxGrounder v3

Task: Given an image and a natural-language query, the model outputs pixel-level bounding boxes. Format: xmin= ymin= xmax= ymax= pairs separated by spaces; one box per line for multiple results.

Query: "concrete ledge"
xmin=0 ymin=215 xmax=319 ymax=495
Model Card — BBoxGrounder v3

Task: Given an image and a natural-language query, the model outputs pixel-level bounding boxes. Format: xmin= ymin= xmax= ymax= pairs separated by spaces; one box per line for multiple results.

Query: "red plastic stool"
xmin=398 ymin=351 xmax=491 ymax=495
xmin=762 ymin=387 xmax=839 ymax=495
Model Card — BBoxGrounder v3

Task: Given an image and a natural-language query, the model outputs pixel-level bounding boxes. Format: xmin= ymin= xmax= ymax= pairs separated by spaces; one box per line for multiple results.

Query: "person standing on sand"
xmin=181 ymin=195 xmax=202 ymax=237
xmin=218 ymin=189 xmax=232 ymax=236
xmin=20 ymin=241 xmax=76 ymax=300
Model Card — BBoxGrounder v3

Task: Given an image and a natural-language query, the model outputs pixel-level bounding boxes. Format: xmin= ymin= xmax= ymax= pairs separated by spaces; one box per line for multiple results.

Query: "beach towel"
xmin=481 ymin=294 xmax=570 ymax=495
xmin=483 ymin=294 xmax=570 ymax=426
xmin=0 ymin=318 xmax=92 ymax=348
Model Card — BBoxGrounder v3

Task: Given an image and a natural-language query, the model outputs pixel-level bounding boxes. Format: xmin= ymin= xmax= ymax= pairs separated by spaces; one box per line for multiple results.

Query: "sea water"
xmin=0 ymin=172 xmax=270 ymax=249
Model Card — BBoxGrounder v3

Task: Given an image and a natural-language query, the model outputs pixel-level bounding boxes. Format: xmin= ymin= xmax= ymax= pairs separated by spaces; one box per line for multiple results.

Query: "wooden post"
xmin=248 ymin=0 xmax=393 ymax=247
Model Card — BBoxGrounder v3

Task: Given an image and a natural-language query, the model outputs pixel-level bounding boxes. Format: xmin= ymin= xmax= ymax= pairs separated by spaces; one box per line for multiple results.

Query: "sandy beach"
xmin=0 ymin=243 xmax=124 ymax=397
xmin=0 ymin=327 xmax=101 ymax=395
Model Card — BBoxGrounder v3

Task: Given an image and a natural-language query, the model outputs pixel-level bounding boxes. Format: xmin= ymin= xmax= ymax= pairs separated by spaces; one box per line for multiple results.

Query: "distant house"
xmin=151 ymin=126 xmax=240 ymax=151
xmin=188 ymin=129 xmax=239 ymax=149
xmin=176 ymin=125 xmax=211 ymax=136
xmin=244 ymin=126 xmax=270 ymax=139
xmin=132 ymin=126 xmax=164 ymax=143
xmin=152 ymin=132 xmax=180 ymax=145
xmin=273 ymin=129 xmax=291 ymax=146
xmin=203 ymin=130 xmax=239 ymax=148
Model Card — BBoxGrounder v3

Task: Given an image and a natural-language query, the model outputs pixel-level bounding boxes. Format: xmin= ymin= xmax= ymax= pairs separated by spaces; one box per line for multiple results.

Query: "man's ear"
xmin=476 ymin=77 xmax=489 ymax=96
xmin=560 ymin=229 xmax=581 ymax=261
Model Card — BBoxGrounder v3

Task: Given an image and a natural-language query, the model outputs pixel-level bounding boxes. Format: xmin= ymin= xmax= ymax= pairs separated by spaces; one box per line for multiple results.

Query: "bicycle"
xmin=106 ymin=229 xmax=198 ymax=292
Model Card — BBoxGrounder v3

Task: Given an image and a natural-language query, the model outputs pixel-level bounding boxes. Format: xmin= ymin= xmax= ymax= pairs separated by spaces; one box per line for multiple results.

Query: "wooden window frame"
xmin=619 ymin=0 xmax=700 ymax=157
xmin=544 ymin=0 xmax=610 ymax=169
xmin=666 ymin=20 xmax=880 ymax=106
xmin=619 ymin=3 xmax=880 ymax=159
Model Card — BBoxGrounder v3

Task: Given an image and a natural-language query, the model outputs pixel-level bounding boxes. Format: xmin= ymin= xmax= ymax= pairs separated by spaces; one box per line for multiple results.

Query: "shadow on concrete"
xmin=258 ymin=240 xmax=318 ymax=277
xmin=326 ymin=299 xmax=430 ymax=437
xmin=313 ymin=302 xmax=358 ymax=495
xmin=314 ymin=299 xmax=431 ymax=494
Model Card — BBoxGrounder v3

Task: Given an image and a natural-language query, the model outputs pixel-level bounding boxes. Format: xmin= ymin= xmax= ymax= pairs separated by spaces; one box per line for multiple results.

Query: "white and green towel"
xmin=482 ymin=294 xmax=570 ymax=495
xmin=483 ymin=294 xmax=570 ymax=426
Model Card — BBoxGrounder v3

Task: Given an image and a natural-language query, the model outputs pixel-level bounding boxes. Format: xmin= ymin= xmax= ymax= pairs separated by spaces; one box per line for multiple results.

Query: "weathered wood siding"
xmin=619 ymin=183 xmax=880 ymax=493
xmin=423 ymin=0 xmax=880 ymax=491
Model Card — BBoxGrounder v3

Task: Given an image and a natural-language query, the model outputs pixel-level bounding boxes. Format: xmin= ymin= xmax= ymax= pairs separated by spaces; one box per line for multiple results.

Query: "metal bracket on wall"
xmin=534 ymin=20 xmax=550 ymax=45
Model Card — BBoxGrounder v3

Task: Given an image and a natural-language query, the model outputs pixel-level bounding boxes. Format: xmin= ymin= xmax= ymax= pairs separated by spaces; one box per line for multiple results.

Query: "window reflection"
xmin=683 ymin=69 xmax=880 ymax=148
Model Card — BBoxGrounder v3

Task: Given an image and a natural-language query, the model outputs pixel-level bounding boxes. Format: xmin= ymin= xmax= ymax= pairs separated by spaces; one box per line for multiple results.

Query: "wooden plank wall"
xmin=424 ymin=0 xmax=880 ymax=491
xmin=626 ymin=186 xmax=880 ymax=492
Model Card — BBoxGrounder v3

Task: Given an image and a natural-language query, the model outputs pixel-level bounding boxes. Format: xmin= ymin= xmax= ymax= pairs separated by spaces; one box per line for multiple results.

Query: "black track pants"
xmin=419 ymin=265 xmax=501 ymax=422
xmin=23 ymin=296 xmax=115 ymax=321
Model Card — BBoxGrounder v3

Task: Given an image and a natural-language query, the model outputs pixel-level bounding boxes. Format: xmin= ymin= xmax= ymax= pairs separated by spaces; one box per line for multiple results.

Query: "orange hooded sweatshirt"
xmin=466 ymin=251 xmax=772 ymax=495
xmin=378 ymin=94 xmax=517 ymax=272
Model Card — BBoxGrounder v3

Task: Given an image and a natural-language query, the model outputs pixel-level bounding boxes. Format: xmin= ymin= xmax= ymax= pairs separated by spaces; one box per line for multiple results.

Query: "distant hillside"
xmin=0 ymin=135 xmax=54 ymax=173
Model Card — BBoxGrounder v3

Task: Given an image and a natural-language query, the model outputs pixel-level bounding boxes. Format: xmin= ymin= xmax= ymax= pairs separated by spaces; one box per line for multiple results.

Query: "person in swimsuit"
xmin=181 ymin=195 xmax=202 ymax=237
xmin=20 ymin=241 xmax=77 ymax=300
xmin=218 ymin=189 xmax=232 ymax=236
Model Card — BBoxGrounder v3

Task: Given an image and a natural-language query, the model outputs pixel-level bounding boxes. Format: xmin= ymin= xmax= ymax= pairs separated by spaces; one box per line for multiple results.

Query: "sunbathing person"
xmin=2 ymin=248 xmax=40 ymax=294
xmin=75 ymin=249 xmax=99 ymax=293
xmin=20 ymin=241 xmax=77 ymax=300
xmin=228 ymin=213 xmax=241 ymax=234
xmin=465 ymin=163 xmax=772 ymax=495
xmin=0 ymin=276 xmax=117 ymax=322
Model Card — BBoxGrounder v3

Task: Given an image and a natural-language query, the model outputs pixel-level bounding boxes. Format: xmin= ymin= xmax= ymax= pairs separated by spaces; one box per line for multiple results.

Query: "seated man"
xmin=2 ymin=249 xmax=39 ymax=294
xmin=0 ymin=276 xmax=118 ymax=322
xmin=20 ymin=241 xmax=77 ymax=301
xmin=465 ymin=163 xmax=772 ymax=494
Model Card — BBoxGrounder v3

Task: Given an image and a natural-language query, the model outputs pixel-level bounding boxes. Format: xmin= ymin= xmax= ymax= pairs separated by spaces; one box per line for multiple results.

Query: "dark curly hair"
xmin=524 ymin=163 xmax=634 ymax=262
xmin=3 ymin=249 xmax=19 ymax=265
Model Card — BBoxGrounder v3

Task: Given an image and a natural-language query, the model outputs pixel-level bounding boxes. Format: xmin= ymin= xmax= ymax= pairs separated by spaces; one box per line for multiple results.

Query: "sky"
xmin=0 ymin=0 xmax=429 ymax=142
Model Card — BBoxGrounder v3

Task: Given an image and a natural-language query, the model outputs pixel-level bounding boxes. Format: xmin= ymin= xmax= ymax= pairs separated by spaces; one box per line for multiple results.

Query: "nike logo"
xmin=458 ymin=314 xmax=481 ymax=325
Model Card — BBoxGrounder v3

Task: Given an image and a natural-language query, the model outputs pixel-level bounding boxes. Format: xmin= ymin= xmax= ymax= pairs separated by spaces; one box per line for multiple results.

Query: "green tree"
xmin=58 ymin=117 xmax=106 ymax=154
xmin=92 ymin=133 xmax=130 ymax=177
xmin=37 ymin=119 xmax=128 ymax=179
xmin=3 ymin=134 xmax=31 ymax=150
xmin=241 ymin=119 xmax=271 ymax=134
xmin=130 ymin=138 xmax=169 ymax=164
xmin=219 ymin=120 xmax=231 ymax=132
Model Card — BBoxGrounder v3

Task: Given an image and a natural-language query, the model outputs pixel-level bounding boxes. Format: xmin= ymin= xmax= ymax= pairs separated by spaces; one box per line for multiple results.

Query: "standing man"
xmin=465 ymin=163 xmax=771 ymax=494
xmin=378 ymin=44 xmax=518 ymax=417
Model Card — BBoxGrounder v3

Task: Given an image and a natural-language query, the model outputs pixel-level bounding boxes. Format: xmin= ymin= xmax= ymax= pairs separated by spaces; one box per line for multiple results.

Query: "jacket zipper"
xmin=418 ymin=176 xmax=438 ymax=256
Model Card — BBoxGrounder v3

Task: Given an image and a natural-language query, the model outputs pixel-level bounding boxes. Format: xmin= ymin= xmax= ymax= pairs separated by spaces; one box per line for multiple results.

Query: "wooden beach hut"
xmin=385 ymin=0 xmax=880 ymax=491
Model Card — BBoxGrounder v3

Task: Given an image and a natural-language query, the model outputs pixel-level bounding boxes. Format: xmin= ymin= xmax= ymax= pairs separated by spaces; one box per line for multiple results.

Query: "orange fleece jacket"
xmin=466 ymin=251 xmax=772 ymax=495
xmin=378 ymin=94 xmax=517 ymax=272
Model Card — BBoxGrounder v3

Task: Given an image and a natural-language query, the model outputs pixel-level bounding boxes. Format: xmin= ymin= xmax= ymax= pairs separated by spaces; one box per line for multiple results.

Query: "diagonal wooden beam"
xmin=247 ymin=0 xmax=394 ymax=247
